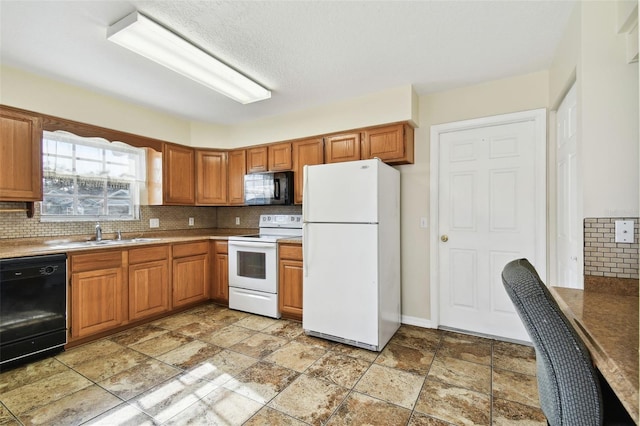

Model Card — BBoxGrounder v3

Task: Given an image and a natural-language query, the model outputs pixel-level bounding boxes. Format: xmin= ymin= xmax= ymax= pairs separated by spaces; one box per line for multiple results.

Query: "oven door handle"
xmin=228 ymin=241 xmax=275 ymax=249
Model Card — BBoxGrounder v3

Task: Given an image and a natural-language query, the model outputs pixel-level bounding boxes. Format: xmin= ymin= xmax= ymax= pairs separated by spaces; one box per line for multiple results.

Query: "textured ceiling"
xmin=0 ymin=1 xmax=576 ymax=125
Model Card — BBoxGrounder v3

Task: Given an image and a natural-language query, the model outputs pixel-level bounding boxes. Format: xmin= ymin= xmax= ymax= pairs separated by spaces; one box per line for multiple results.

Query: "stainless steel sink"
xmin=45 ymin=238 xmax=161 ymax=250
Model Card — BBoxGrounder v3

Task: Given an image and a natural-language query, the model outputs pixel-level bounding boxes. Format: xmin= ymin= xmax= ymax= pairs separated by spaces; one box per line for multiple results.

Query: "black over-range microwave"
xmin=244 ymin=171 xmax=294 ymax=205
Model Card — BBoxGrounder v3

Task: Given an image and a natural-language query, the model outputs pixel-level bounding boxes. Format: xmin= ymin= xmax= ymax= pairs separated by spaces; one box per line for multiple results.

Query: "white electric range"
xmin=228 ymin=214 xmax=302 ymax=318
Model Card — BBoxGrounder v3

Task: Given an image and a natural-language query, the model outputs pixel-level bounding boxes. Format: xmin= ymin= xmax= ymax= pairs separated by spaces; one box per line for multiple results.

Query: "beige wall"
xmin=549 ymin=1 xmax=638 ymax=220
xmin=399 ymin=71 xmax=550 ymax=324
xmin=0 ymin=65 xmax=192 ymax=145
xmin=190 ymin=85 xmax=417 ymax=149
xmin=1 ymin=66 xmax=416 ymax=151
xmin=547 ymin=1 xmax=639 ymax=287
xmin=581 ymin=1 xmax=639 ymax=218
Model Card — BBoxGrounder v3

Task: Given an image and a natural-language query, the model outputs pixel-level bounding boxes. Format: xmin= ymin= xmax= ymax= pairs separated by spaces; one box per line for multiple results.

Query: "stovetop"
xmin=228 ymin=214 xmax=302 ymax=243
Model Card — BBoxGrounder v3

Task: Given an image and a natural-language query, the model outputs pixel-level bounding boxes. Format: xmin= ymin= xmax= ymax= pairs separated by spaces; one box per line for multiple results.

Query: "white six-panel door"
xmin=431 ymin=110 xmax=546 ymax=342
xmin=556 ymin=83 xmax=581 ymax=288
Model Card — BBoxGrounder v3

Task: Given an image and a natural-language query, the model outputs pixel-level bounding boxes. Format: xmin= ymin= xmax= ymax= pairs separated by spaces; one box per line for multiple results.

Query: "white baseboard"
xmin=400 ymin=315 xmax=435 ymax=329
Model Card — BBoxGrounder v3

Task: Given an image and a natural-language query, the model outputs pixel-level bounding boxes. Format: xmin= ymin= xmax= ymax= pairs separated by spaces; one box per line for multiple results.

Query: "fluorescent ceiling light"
xmin=107 ymin=11 xmax=271 ymax=104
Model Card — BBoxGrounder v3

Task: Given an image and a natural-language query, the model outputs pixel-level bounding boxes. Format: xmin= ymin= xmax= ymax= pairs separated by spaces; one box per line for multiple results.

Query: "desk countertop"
xmin=550 ymin=286 xmax=639 ymax=423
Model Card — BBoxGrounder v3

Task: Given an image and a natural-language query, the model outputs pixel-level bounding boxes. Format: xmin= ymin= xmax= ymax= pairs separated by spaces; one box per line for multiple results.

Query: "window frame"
xmin=41 ymin=130 xmax=145 ymax=222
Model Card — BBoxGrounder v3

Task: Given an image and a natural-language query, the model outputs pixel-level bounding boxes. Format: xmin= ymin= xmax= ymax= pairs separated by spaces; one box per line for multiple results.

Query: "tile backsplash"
xmin=584 ymin=217 xmax=639 ymax=280
xmin=216 ymin=205 xmax=302 ymax=228
xmin=0 ymin=201 xmax=301 ymax=240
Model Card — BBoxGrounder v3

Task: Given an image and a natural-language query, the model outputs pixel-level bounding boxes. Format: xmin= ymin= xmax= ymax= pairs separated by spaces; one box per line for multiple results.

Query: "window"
xmin=41 ymin=131 xmax=146 ymax=221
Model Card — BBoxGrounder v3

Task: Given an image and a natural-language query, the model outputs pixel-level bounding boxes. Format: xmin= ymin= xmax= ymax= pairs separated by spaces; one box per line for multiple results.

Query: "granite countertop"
xmin=278 ymin=237 xmax=302 ymax=244
xmin=0 ymin=228 xmax=258 ymax=259
xmin=550 ymin=286 xmax=639 ymax=423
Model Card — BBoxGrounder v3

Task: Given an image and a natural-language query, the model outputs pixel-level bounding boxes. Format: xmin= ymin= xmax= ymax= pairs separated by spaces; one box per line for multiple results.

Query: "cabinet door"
xmin=196 ymin=150 xmax=228 ymax=205
xmin=279 ymin=259 xmax=303 ymax=321
xmin=212 ymin=253 xmax=229 ymax=303
xmin=324 ymin=132 xmax=361 ymax=164
xmin=363 ymin=123 xmax=414 ymax=165
xmin=173 ymin=254 xmax=210 ymax=308
xmin=0 ymin=107 xmax=43 ymax=201
xmin=228 ymin=149 xmax=246 ymax=205
xmin=247 ymin=146 xmax=268 ymax=173
xmin=163 ymin=143 xmax=195 ymax=205
xmin=129 ymin=259 xmax=170 ymax=321
xmin=71 ymin=267 xmax=125 ymax=339
xmin=268 ymin=142 xmax=292 ymax=171
xmin=211 ymin=241 xmax=229 ymax=304
xmin=292 ymin=138 xmax=323 ymax=204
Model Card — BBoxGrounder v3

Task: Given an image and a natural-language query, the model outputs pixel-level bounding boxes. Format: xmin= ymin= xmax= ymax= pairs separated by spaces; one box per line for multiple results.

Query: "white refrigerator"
xmin=302 ymin=158 xmax=400 ymax=351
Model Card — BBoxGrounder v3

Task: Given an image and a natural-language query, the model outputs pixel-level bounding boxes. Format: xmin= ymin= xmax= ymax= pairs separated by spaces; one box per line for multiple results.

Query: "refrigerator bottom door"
xmin=303 ymin=223 xmax=379 ymax=348
xmin=229 ymin=287 xmax=280 ymax=319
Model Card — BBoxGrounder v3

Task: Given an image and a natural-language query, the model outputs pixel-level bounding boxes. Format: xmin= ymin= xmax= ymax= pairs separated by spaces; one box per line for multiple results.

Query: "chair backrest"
xmin=502 ymin=258 xmax=603 ymax=426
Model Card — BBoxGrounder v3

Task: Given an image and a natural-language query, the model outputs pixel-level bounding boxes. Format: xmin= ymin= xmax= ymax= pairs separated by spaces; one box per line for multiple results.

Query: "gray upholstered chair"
xmin=501 ymin=258 xmax=634 ymax=426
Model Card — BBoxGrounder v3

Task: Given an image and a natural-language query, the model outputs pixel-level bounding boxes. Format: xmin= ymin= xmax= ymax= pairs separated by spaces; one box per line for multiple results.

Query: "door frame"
xmin=429 ymin=108 xmax=547 ymax=331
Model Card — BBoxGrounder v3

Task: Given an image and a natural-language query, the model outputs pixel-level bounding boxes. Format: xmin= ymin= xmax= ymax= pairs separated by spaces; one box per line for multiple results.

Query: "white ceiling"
xmin=0 ymin=1 xmax=576 ymax=125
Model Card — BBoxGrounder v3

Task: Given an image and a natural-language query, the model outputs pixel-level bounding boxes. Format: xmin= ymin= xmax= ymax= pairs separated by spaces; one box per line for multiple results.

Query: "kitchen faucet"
xmin=95 ymin=222 xmax=102 ymax=242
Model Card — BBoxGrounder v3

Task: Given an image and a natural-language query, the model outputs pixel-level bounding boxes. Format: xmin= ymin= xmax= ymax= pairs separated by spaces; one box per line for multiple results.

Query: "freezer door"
xmin=302 ymin=223 xmax=379 ymax=347
xmin=303 ymin=159 xmax=379 ymax=223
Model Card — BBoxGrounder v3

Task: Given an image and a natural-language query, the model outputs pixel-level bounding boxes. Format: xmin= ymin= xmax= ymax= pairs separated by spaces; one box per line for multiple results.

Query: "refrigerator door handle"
xmin=302 ymin=165 xmax=309 ymax=220
xmin=303 ymin=224 xmax=308 ymax=277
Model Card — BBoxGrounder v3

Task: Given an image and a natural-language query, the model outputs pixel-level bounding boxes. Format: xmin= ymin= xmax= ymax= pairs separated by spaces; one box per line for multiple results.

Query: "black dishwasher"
xmin=1 ymin=253 xmax=67 ymax=369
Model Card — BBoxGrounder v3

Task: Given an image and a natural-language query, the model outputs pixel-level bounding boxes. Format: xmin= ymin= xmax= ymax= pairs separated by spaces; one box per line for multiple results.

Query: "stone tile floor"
xmin=0 ymin=303 xmax=546 ymax=425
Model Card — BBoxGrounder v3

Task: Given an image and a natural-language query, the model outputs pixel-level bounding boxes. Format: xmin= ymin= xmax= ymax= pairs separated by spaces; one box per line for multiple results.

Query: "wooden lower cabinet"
xmin=172 ymin=242 xmax=210 ymax=308
xmin=278 ymin=243 xmax=303 ymax=321
xmin=128 ymin=245 xmax=171 ymax=321
xmin=211 ymin=241 xmax=229 ymax=304
xmin=69 ymin=251 xmax=126 ymax=339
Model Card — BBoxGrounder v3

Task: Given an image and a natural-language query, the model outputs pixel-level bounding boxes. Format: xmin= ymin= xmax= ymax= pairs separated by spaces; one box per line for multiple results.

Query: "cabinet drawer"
xmin=129 ymin=245 xmax=169 ymax=264
xmin=279 ymin=243 xmax=302 ymax=261
xmin=71 ymin=250 xmax=122 ymax=272
xmin=214 ymin=240 xmax=228 ymax=254
xmin=172 ymin=241 xmax=209 ymax=258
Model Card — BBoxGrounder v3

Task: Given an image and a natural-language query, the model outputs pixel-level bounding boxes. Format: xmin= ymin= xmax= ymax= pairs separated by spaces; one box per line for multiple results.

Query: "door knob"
xmin=441 ymin=235 xmax=448 ymax=242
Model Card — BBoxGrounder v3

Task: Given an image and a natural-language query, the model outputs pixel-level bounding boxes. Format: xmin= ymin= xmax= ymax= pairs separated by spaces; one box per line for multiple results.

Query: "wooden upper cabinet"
xmin=324 ymin=132 xmax=361 ymax=164
xmin=163 ymin=143 xmax=195 ymax=205
xmin=196 ymin=150 xmax=228 ymax=205
xmin=0 ymin=107 xmax=43 ymax=201
xmin=268 ymin=142 xmax=292 ymax=171
xmin=292 ymin=137 xmax=323 ymax=204
xmin=247 ymin=146 xmax=268 ymax=173
xmin=228 ymin=149 xmax=246 ymax=205
xmin=363 ymin=123 xmax=414 ymax=165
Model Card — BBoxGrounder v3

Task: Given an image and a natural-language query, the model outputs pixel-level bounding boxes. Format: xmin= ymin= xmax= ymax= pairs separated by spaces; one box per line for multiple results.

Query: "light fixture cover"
xmin=107 ymin=11 xmax=271 ymax=104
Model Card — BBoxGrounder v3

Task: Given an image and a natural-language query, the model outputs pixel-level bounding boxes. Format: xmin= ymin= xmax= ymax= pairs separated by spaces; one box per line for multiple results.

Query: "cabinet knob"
xmin=441 ymin=235 xmax=449 ymax=242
